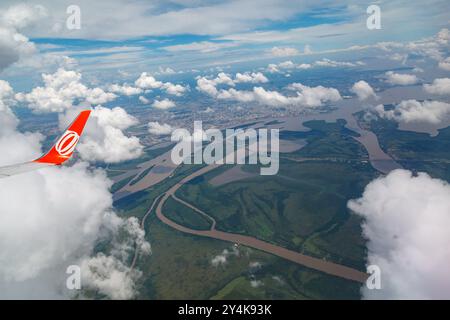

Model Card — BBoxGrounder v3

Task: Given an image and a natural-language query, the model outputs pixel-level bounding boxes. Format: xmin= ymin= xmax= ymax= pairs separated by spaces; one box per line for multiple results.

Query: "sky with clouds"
xmin=1 ymin=0 xmax=450 ymax=299
xmin=1 ymin=0 xmax=449 ymax=86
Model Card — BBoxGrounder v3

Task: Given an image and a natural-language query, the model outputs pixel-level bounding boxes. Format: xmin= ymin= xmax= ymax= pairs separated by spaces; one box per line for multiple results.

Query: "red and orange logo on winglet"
xmin=34 ymin=110 xmax=91 ymax=165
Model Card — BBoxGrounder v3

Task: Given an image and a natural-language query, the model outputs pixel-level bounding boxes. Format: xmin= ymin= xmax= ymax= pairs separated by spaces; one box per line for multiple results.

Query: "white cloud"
xmin=16 ymin=68 xmax=117 ymax=113
xmin=423 ymin=78 xmax=450 ymax=95
xmin=79 ymin=217 xmax=150 ymax=300
xmin=374 ymin=99 xmax=450 ymax=124
xmin=163 ymin=41 xmax=238 ymax=53
xmin=267 ymin=63 xmax=280 ymax=73
xmin=436 ymin=28 xmax=450 ymax=45
xmin=0 ymin=4 xmax=45 ymax=71
xmin=162 ymin=82 xmax=187 ymax=96
xmin=152 ymin=98 xmax=175 ymax=109
xmin=157 ymin=66 xmax=176 ymax=75
xmin=196 ymin=77 xmax=220 ymax=96
xmin=196 ymin=71 xmax=268 ymax=97
xmin=134 ymin=72 xmax=187 ymax=96
xmin=266 ymin=60 xmax=312 ymax=73
xmin=134 ymin=72 xmax=163 ymax=89
xmin=351 ymin=80 xmax=377 ymax=100
xmin=148 ymin=121 xmax=174 ymax=135
xmin=211 ymin=246 xmax=239 ymax=267
xmin=214 ymin=72 xmax=235 ymax=86
xmin=234 ymin=72 xmax=268 ymax=84
xmin=314 ymin=58 xmax=363 ymax=68
xmin=286 ymin=82 xmax=342 ymax=107
xmin=266 ymin=58 xmax=359 ymax=74
xmin=385 ymin=71 xmax=419 ymax=85
xmin=109 ymin=84 xmax=142 ymax=96
xmin=278 ymin=60 xmax=296 ymax=69
xmin=438 ymin=57 xmax=450 ymax=71
xmin=270 ymin=46 xmax=299 ymax=57
xmin=138 ymin=96 xmax=150 ymax=104
xmin=60 ymin=106 xmax=144 ymax=163
xmin=213 ymin=83 xmax=341 ymax=108
xmin=197 ymin=72 xmax=340 ymax=108
xmin=348 ymin=170 xmax=450 ymax=299
xmin=0 ymin=90 xmax=149 ymax=298
xmin=250 ymin=280 xmax=263 ymax=288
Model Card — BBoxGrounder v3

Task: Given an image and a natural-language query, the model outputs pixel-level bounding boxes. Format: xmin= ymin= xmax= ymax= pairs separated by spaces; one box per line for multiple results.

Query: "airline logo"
xmin=34 ymin=110 xmax=91 ymax=165
xmin=55 ymin=131 xmax=80 ymax=157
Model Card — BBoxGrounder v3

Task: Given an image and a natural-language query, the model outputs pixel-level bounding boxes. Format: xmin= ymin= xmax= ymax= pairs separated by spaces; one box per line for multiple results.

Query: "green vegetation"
xmin=163 ymin=196 xmax=212 ymax=230
xmin=359 ymin=113 xmax=450 ymax=182
xmin=110 ymin=173 xmax=136 ymax=193
xmin=281 ymin=119 xmax=367 ymax=160
xmin=175 ymin=120 xmax=374 ymax=270
xmin=136 ymin=214 xmax=361 ymax=300
xmin=118 ymin=119 xmax=376 ymax=299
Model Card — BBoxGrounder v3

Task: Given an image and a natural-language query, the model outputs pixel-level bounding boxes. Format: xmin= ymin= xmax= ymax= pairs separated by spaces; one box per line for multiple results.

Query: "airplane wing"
xmin=0 ymin=110 xmax=91 ymax=179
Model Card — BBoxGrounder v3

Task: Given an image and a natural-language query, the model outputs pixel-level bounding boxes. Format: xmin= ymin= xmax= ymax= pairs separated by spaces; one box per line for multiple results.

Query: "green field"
xmin=163 ymin=196 xmax=213 ymax=230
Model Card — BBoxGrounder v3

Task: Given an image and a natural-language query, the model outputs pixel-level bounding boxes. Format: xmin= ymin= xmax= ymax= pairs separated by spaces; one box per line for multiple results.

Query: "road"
xmin=132 ymin=163 xmax=368 ymax=284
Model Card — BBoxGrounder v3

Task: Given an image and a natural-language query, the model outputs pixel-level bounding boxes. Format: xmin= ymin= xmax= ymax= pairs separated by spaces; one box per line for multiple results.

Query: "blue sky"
xmin=1 ymin=0 xmax=449 ymax=87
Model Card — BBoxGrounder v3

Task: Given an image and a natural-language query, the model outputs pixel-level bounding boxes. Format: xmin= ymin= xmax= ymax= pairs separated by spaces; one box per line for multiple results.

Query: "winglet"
xmin=34 ymin=110 xmax=91 ymax=165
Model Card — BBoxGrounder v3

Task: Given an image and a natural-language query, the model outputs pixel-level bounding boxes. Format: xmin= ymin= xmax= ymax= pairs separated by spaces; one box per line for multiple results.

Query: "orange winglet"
xmin=34 ymin=110 xmax=91 ymax=165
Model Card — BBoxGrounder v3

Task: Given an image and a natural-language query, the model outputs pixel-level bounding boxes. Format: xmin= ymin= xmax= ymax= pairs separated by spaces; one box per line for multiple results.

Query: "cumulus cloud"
xmin=270 ymin=47 xmax=299 ymax=57
xmin=351 ymin=80 xmax=377 ymax=100
xmin=134 ymin=72 xmax=163 ymax=89
xmin=286 ymin=82 xmax=342 ymax=106
xmin=438 ymin=57 xmax=450 ymax=71
xmin=152 ymin=98 xmax=176 ymax=109
xmin=436 ymin=28 xmax=450 ymax=45
xmin=216 ymin=83 xmax=340 ymax=107
xmin=348 ymin=170 xmax=450 ymax=299
xmin=197 ymin=75 xmax=341 ymax=108
xmin=195 ymin=72 xmax=236 ymax=96
xmin=197 ymin=71 xmax=340 ymax=108
xmin=266 ymin=58 xmax=360 ymax=73
xmin=157 ymin=66 xmax=176 ymax=75
xmin=0 ymin=80 xmax=42 ymax=164
xmin=196 ymin=71 xmax=268 ymax=95
xmin=79 ymin=216 xmax=150 ymax=299
xmin=385 ymin=71 xmax=419 ymax=86
xmin=211 ymin=246 xmax=239 ymax=267
xmin=234 ymin=72 xmax=268 ymax=84
xmin=134 ymin=72 xmax=187 ymax=96
xmin=250 ymin=280 xmax=263 ymax=288
xmin=148 ymin=121 xmax=174 ymax=135
xmin=109 ymin=84 xmax=142 ymax=96
xmin=196 ymin=77 xmax=220 ymax=97
xmin=0 ymin=4 xmax=46 ymax=71
xmin=423 ymin=78 xmax=450 ymax=96
xmin=374 ymin=100 xmax=450 ymax=124
xmin=162 ymin=82 xmax=187 ymax=96
xmin=16 ymin=68 xmax=117 ymax=113
xmin=0 ymin=86 xmax=150 ymax=299
xmin=60 ymin=106 xmax=143 ymax=163
xmin=138 ymin=96 xmax=150 ymax=104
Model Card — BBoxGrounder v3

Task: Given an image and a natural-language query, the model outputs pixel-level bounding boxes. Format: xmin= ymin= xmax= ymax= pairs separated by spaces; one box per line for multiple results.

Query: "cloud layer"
xmin=348 ymin=170 xmax=450 ymax=299
xmin=0 ymin=85 xmax=149 ymax=299
xmin=374 ymin=99 xmax=450 ymax=124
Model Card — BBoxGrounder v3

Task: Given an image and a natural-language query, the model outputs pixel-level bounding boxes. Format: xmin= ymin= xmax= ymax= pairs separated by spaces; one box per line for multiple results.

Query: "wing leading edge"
xmin=0 ymin=110 xmax=91 ymax=179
